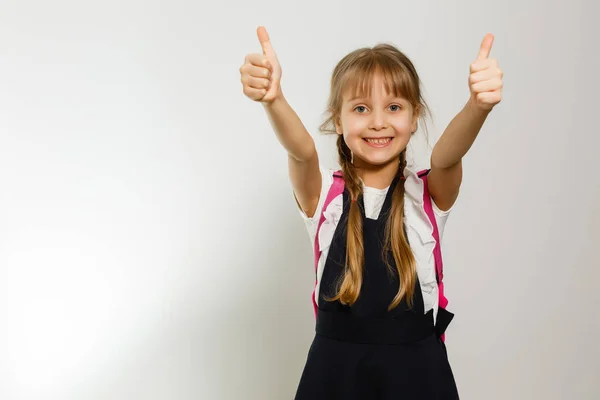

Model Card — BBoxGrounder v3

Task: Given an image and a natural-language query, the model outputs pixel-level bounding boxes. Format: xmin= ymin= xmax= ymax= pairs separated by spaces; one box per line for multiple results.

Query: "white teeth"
xmin=366 ymin=138 xmax=391 ymax=144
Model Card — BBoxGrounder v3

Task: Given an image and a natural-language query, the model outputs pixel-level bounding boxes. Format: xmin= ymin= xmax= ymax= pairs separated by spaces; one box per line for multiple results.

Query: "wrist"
xmin=466 ymin=95 xmax=492 ymax=117
xmin=262 ymin=88 xmax=285 ymax=108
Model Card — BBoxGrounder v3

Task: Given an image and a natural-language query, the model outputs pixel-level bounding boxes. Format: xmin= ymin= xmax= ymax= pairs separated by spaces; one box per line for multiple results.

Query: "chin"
xmin=361 ymin=156 xmax=400 ymax=167
xmin=353 ymin=151 xmax=402 ymax=167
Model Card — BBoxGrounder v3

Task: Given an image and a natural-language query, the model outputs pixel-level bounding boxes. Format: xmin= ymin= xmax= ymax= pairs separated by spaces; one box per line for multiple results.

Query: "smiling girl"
xmin=240 ymin=26 xmax=503 ymax=399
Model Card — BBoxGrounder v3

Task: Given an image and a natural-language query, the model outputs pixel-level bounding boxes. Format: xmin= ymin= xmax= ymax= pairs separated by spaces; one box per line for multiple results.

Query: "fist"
xmin=240 ymin=26 xmax=283 ymax=103
xmin=469 ymin=34 xmax=503 ymax=112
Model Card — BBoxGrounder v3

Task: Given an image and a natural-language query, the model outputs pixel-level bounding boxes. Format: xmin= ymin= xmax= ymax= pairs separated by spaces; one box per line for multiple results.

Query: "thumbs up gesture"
xmin=469 ymin=34 xmax=503 ymax=112
xmin=240 ymin=26 xmax=283 ymax=104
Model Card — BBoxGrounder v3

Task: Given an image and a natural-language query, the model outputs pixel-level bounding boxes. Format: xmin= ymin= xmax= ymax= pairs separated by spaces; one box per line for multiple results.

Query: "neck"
xmin=354 ymin=160 xmax=400 ymax=189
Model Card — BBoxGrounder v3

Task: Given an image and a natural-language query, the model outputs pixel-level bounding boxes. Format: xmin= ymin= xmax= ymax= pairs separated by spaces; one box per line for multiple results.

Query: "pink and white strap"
xmin=312 ymin=171 xmax=344 ymax=317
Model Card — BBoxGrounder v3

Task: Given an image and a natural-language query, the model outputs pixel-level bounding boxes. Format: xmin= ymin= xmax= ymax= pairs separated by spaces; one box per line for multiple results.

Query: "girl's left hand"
xmin=469 ymin=34 xmax=503 ymax=112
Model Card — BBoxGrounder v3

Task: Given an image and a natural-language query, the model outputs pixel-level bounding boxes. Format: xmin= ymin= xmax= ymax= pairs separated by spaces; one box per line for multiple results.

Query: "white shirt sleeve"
xmin=293 ymin=168 xmax=335 ymax=243
xmin=431 ymin=197 xmax=453 ymax=242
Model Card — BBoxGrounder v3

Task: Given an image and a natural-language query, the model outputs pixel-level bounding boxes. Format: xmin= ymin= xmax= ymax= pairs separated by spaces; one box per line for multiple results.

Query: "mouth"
xmin=363 ymin=137 xmax=393 ymax=148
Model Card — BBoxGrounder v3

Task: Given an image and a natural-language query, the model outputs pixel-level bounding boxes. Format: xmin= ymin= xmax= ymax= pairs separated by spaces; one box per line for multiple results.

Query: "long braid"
xmin=384 ymin=150 xmax=417 ymax=310
xmin=324 ymin=136 xmax=364 ymax=305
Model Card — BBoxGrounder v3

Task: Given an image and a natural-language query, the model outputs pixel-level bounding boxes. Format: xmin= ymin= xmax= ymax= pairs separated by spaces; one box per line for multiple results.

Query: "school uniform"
xmin=294 ymin=166 xmax=459 ymax=400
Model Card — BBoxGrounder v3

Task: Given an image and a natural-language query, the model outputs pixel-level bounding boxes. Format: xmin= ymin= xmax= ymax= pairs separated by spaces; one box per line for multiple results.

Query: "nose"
xmin=369 ymin=108 xmax=387 ymax=131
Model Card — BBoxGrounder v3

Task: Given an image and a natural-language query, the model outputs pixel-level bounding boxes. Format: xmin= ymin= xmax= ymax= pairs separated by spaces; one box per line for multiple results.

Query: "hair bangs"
xmin=341 ymin=55 xmax=417 ymax=105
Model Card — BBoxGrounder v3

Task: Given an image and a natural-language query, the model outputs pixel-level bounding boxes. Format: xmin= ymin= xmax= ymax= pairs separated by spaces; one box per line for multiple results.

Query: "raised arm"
xmin=428 ymin=33 xmax=504 ymax=211
xmin=240 ymin=26 xmax=321 ymax=217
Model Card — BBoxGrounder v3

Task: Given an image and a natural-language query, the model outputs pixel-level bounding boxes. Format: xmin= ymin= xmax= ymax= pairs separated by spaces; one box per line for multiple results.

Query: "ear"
xmin=411 ymin=104 xmax=421 ymax=133
xmin=334 ymin=116 xmax=343 ymax=136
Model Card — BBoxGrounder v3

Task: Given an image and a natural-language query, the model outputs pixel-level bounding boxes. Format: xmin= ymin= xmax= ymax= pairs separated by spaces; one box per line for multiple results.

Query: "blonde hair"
xmin=318 ymin=43 xmax=431 ymax=310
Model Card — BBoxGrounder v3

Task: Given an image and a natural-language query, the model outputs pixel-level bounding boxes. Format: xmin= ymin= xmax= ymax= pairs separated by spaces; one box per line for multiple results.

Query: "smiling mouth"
xmin=364 ymin=137 xmax=393 ymax=147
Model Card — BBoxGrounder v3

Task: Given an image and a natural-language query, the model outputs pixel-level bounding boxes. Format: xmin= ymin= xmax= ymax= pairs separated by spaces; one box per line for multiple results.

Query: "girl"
xmin=240 ymin=26 xmax=503 ymax=399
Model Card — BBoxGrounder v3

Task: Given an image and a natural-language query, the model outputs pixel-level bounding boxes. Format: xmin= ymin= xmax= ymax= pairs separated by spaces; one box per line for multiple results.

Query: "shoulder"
xmin=294 ymin=167 xmax=341 ymax=239
xmin=403 ymin=166 xmax=453 ymax=239
xmin=404 ymin=166 xmax=453 ymax=211
xmin=295 ymin=168 xmax=336 ymax=219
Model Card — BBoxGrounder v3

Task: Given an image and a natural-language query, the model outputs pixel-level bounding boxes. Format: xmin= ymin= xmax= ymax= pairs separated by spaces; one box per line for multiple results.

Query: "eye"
xmin=354 ymin=105 xmax=367 ymax=113
xmin=390 ymin=104 xmax=402 ymax=111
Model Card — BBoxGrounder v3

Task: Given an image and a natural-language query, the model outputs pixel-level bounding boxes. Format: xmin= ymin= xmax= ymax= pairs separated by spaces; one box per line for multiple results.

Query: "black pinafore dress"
xmin=295 ymin=175 xmax=459 ymax=400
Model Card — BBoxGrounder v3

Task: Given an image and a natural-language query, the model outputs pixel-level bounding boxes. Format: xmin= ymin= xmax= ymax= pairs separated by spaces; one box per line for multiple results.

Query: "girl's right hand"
xmin=240 ymin=26 xmax=282 ymax=104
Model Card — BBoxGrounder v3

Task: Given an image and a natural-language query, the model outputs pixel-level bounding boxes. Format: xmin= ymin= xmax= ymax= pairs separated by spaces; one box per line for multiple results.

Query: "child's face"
xmin=335 ymin=73 xmax=418 ymax=169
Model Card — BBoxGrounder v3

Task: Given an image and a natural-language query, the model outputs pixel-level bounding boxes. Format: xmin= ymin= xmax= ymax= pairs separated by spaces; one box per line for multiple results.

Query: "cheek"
xmin=393 ymin=117 xmax=414 ymax=132
xmin=343 ymin=118 xmax=365 ymax=134
xmin=341 ymin=124 xmax=366 ymax=142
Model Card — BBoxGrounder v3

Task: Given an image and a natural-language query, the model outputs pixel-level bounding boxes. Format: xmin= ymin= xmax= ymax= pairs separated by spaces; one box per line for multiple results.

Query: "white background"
xmin=0 ymin=0 xmax=598 ymax=399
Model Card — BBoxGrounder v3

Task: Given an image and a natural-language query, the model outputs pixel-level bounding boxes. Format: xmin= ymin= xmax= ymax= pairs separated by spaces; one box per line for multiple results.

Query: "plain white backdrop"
xmin=0 ymin=0 xmax=598 ymax=399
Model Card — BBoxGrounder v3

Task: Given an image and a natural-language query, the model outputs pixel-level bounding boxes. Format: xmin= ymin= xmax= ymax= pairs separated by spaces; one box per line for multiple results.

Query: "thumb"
xmin=476 ymin=33 xmax=494 ymax=60
xmin=257 ymin=26 xmax=277 ymax=61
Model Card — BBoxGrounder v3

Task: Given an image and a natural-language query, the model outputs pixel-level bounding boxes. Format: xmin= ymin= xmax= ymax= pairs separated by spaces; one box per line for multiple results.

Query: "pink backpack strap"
xmin=312 ymin=170 xmax=345 ymax=317
xmin=417 ymin=169 xmax=453 ymax=341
